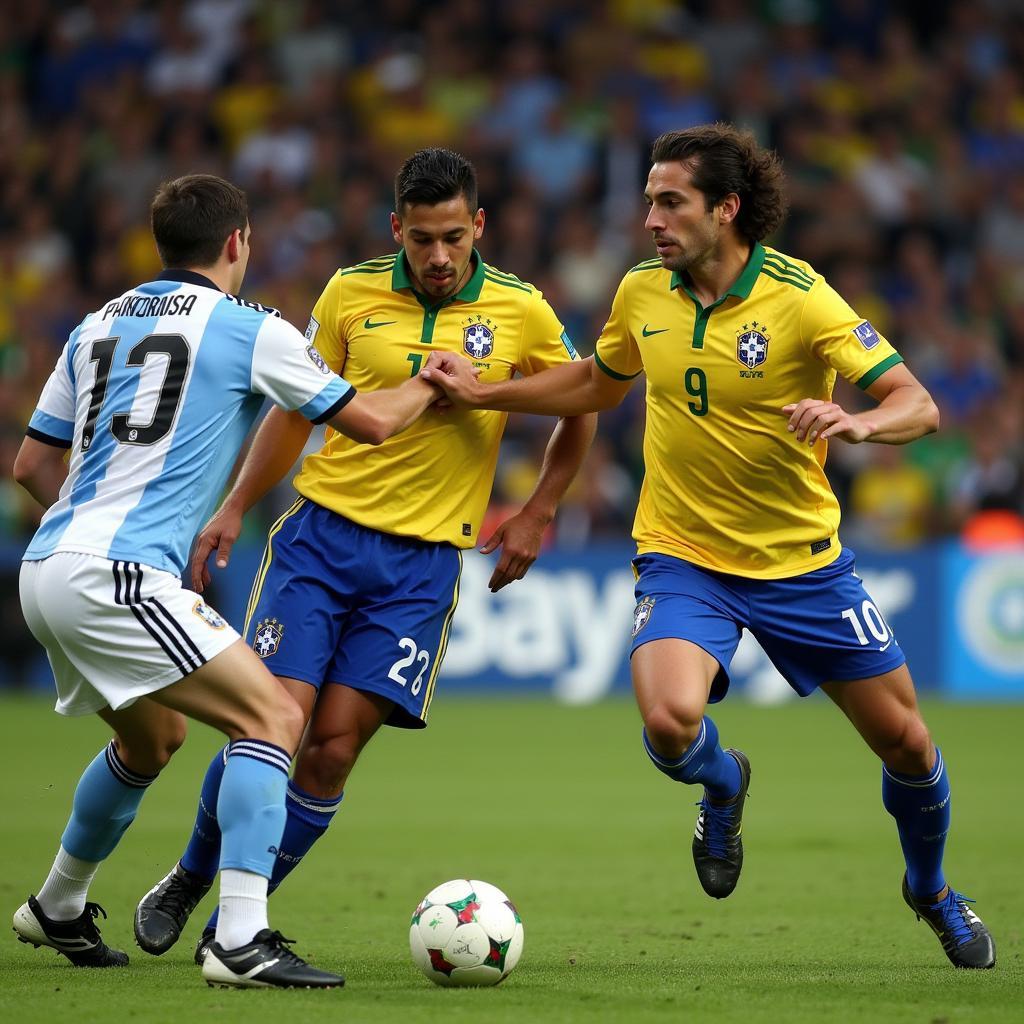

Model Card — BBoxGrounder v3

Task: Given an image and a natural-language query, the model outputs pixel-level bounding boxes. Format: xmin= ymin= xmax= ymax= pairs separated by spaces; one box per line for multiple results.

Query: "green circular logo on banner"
xmin=958 ymin=555 xmax=1024 ymax=676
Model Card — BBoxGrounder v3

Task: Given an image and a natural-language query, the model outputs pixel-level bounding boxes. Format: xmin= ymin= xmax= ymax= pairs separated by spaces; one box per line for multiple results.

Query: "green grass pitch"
xmin=0 ymin=693 xmax=1020 ymax=1023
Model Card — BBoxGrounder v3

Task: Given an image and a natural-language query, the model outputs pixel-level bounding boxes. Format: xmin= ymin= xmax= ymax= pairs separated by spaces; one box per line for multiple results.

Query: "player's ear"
xmin=718 ymin=193 xmax=740 ymax=225
xmin=473 ymin=208 xmax=485 ymax=240
xmin=390 ymin=211 xmax=403 ymax=246
xmin=226 ymin=228 xmax=242 ymax=263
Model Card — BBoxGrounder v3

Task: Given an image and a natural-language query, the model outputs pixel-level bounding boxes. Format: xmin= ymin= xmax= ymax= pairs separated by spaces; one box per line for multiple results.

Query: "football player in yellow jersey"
xmin=133 ymin=149 xmax=596 ymax=962
xmin=423 ymin=124 xmax=995 ymax=970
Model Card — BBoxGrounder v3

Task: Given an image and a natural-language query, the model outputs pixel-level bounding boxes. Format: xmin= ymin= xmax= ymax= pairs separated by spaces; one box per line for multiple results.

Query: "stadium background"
xmin=1 ymin=2 xmax=1023 ymax=1020
xmin=0 ymin=0 xmax=1022 ymax=700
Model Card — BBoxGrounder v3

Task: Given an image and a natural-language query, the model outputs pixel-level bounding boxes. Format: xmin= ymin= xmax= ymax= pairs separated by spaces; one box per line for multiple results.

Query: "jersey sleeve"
xmin=27 ymin=340 xmax=77 ymax=447
xmin=304 ymin=271 xmax=348 ymax=372
xmin=594 ymin=277 xmax=644 ymax=380
xmin=251 ymin=315 xmax=356 ymax=424
xmin=801 ymin=278 xmax=903 ymax=390
xmin=517 ymin=292 xmax=580 ymax=374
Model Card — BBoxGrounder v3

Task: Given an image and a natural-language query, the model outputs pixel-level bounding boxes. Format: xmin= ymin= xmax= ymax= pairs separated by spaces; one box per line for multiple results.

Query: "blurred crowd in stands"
xmin=2 ymin=0 xmax=1024 ymax=555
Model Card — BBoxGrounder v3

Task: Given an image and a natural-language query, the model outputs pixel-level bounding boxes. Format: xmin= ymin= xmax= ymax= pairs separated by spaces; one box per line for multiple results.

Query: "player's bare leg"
xmin=823 ymin=667 xmax=995 ymax=969
xmin=293 ymin=685 xmax=394 ymax=797
xmin=632 ymin=639 xmax=750 ymax=898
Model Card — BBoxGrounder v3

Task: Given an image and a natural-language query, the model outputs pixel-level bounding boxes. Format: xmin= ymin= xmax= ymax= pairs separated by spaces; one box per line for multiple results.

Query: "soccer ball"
xmin=409 ymin=878 xmax=524 ymax=987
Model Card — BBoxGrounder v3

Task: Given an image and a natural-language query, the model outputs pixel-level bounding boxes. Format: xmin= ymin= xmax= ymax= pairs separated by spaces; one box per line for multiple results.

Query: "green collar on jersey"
xmin=670 ymin=240 xmax=766 ymax=301
xmin=392 ymin=249 xmax=485 ymax=307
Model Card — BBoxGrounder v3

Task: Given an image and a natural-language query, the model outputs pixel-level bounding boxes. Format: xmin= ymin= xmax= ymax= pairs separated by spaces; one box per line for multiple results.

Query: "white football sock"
xmin=215 ymin=869 xmax=269 ymax=950
xmin=36 ymin=846 xmax=100 ymax=921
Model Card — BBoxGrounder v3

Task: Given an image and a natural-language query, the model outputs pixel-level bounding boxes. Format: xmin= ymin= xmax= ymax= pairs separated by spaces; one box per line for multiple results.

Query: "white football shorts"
xmin=20 ymin=551 xmax=240 ymax=716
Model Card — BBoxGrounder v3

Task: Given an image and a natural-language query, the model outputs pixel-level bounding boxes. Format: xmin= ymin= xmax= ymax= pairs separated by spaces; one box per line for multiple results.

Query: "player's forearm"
xmin=13 ymin=439 xmax=68 ymax=509
xmin=520 ymin=413 xmax=598 ymax=522
xmin=329 ymin=376 xmax=439 ymax=445
xmin=224 ymin=407 xmax=313 ymax=513
xmin=474 ymin=358 xmax=617 ymax=416
xmin=15 ymin=470 xmax=62 ymax=509
xmin=855 ymin=384 xmax=940 ymax=444
xmin=380 ymin=375 xmax=442 ymax=439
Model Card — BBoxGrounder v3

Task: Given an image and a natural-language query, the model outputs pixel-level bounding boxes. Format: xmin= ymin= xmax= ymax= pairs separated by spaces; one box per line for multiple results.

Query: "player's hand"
xmin=420 ymin=350 xmax=482 ymax=407
xmin=479 ymin=508 xmax=549 ymax=592
xmin=782 ymin=399 xmax=873 ymax=445
xmin=190 ymin=501 xmax=244 ymax=592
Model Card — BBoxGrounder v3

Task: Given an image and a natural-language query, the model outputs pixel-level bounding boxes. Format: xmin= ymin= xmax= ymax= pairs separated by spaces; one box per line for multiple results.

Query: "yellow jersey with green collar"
xmin=294 ymin=250 xmax=577 ymax=546
xmin=594 ymin=242 xmax=903 ymax=579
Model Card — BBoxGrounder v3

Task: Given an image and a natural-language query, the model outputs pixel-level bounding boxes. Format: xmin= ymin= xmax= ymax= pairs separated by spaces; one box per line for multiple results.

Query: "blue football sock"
xmin=216 ymin=740 xmax=291 ymax=877
xmin=643 ymin=716 xmax=740 ymax=801
xmin=61 ymin=742 xmax=158 ymax=861
xmin=180 ymin=746 xmax=228 ymax=883
xmin=882 ymin=748 xmax=950 ymax=899
xmin=206 ymin=780 xmax=342 ymax=931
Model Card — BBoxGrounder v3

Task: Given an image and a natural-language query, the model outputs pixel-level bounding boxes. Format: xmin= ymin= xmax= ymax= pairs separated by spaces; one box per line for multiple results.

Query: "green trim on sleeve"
xmin=595 ymin=349 xmax=642 ymax=381
xmin=855 ymin=352 xmax=904 ymax=390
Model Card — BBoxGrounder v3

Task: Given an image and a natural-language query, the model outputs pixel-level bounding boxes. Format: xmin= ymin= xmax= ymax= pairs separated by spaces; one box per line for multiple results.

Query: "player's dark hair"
xmin=151 ymin=174 xmax=249 ymax=268
xmin=651 ymin=123 xmax=788 ymax=243
xmin=394 ymin=148 xmax=478 ymax=214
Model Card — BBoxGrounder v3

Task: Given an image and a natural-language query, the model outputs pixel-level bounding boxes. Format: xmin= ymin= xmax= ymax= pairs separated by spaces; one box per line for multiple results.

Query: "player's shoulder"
xmin=622 ymin=257 xmax=672 ymax=293
xmin=323 ymin=254 xmax=400 ymax=308
xmin=479 ymin=260 xmax=539 ymax=302
xmin=338 ymin=253 xmax=399 ymax=281
xmin=758 ymin=245 xmax=819 ymax=293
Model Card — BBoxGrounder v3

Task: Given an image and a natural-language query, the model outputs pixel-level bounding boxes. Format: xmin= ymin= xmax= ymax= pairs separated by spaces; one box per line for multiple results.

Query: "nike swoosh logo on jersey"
xmin=642 ymin=325 xmax=668 ymax=337
xmin=364 ymin=318 xmax=396 ymax=329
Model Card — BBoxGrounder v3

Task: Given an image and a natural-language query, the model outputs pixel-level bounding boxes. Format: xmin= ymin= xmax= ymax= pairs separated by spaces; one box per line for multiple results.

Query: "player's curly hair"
xmin=394 ymin=148 xmax=478 ymax=213
xmin=651 ymin=124 xmax=788 ymax=243
xmin=151 ymin=174 xmax=249 ymax=268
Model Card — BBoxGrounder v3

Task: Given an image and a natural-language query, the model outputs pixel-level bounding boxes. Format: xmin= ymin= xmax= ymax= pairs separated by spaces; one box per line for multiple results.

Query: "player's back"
xmin=25 ymin=273 xmax=282 ymax=575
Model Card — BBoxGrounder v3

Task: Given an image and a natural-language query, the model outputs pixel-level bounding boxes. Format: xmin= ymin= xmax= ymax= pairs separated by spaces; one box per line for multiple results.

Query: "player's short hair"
xmin=651 ymin=123 xmax=788 ymax=243
xmin=151 ymin=174 xmax=249 ymax=268
xmin=394 ymin=148 xmax=478 ymax=214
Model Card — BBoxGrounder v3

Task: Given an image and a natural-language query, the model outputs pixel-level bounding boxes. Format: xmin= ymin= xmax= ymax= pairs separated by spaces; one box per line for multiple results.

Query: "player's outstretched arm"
xmin=325 ymin=374 xmax=441 ymax=446
xmin=13 ymin=437 xmax=68 ymax=509
xmin=482 ymin=411 xmax=598 ymax=592
xmin=191 ymin=407 xmax=314 ymax=590
xmin=421 ymin=352 xmax=631 ymax=416
xmin=782 ymin=363 xmax=940 ymax=446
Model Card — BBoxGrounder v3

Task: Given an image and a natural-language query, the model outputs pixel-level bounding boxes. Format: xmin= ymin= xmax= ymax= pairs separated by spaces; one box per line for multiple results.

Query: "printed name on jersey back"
xmin=102 ymin=293 xmax=198 ymax=320
xmin=226 ymin=294 xmax=282 ymax=317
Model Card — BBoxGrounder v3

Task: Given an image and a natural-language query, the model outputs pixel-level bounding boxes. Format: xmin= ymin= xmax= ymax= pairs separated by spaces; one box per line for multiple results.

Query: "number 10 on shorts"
xmin=389 ymin=637 xmax=430 ymax=695
xmin=841 ymin=600 xmax=891 ymax=646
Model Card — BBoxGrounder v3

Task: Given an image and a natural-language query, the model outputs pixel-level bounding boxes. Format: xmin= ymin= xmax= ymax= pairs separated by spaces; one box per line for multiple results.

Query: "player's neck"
xmin=180 ymin=262 xmax=234 ymax=294
xmin=685 ymin=241 xmax=752 ymax=307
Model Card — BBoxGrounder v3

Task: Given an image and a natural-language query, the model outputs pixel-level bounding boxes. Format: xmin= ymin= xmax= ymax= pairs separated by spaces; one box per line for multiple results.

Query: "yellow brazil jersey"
xmin=595 ymin=242 xmax=903 ymax=579
xmin=294 ymin=250 xmax=578 ymax=546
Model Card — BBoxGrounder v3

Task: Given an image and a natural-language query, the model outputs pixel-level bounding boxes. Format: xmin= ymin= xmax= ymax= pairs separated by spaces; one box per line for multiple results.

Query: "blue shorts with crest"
xmin=630 ymin=548 xmax=906 ymax=702
xmin=244 ymin=498 xmax=462 ymax=728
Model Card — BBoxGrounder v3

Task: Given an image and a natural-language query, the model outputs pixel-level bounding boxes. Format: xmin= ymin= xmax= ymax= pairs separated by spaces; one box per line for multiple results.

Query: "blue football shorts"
xmin=630 ymin=547 xmax=906 ymax=702
xmin=244 ymin=498 xmax=462 ymax=728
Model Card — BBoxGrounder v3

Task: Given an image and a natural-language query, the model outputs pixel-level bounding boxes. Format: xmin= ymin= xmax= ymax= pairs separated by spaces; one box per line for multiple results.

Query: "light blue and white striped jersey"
xmin=24 ymin=270 xmax=355 ymax=575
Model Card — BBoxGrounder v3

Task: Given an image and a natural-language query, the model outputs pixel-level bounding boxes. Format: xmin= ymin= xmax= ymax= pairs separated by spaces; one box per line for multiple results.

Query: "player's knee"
xmin=643 ymin=703 xmax=702 ymax=757
xmin=300 ymin=735 xmax=359 ymax=794
xmin=238 ymin=688 xmax=305 ymax=754
xmin=881 ymin=714 xmax=934 ymax=775
xmin=161 ymin=717 xmax=188 ymax=762
xmin=267 ymin=693 xmax=306 ymax=752
xmin=114 ymin=720 xmax=185 ymax=775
